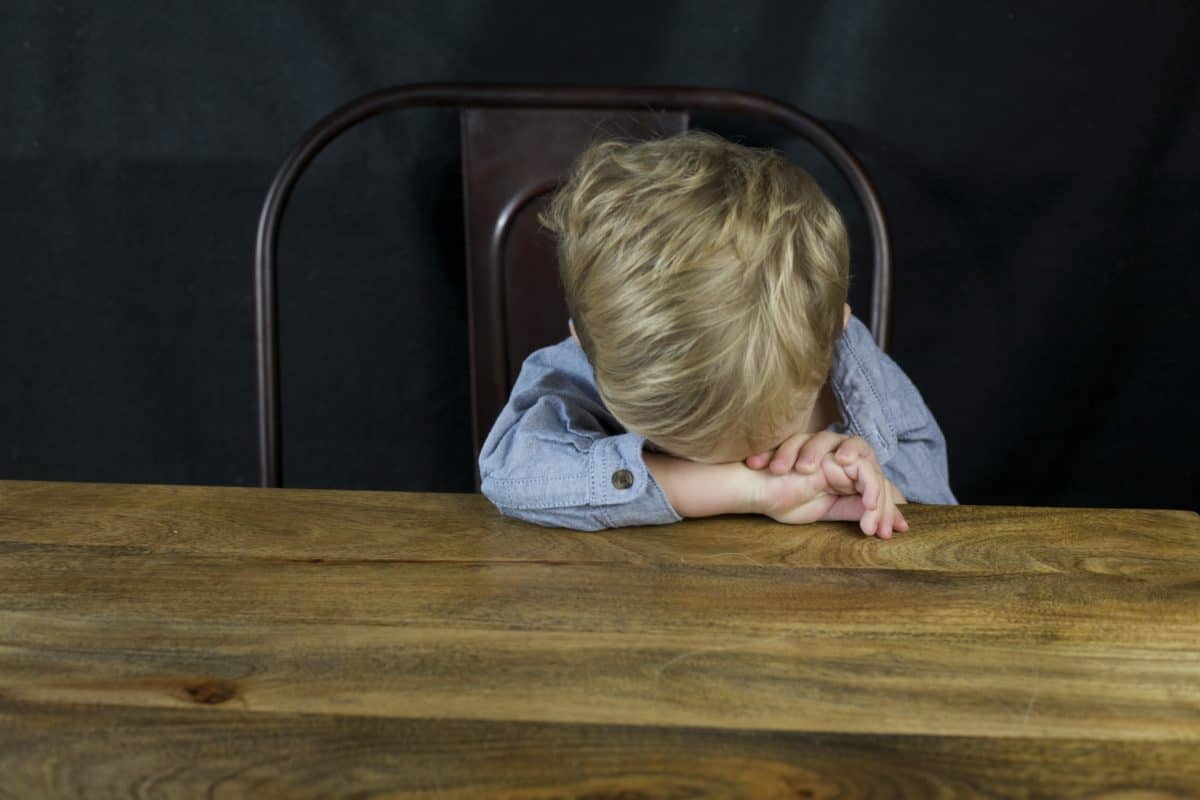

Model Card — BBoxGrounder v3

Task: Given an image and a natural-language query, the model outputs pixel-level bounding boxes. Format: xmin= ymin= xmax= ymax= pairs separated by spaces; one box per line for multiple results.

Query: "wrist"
xmin=645 ymin=453 xmax=760 ymax=518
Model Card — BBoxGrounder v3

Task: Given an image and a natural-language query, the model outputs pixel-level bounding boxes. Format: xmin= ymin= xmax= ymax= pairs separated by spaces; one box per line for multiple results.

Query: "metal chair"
xmin=255 ymin=83 xmax=893 ymax=488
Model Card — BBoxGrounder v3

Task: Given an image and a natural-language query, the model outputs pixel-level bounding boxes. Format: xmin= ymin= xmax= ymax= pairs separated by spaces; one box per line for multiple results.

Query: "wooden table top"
xmin=1 ymin=479 xmax=1198 ymax=797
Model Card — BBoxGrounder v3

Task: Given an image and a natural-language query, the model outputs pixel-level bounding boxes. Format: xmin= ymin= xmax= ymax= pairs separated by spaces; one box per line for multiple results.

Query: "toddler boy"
xmin=479 ymin=132 xmax=955 ymax=533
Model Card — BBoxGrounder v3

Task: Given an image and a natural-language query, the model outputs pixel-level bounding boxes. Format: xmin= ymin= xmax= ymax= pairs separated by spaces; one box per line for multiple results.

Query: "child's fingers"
xmin=769 ymin=433 xmax=813 ymax=475
xmin=794 ymin=431 xmax=849 ymax=474
xmin=745 ymin=450 xmax=773 ymax=470
xmin=834 ymin=436 xmax=875 ymax=466
xmin=867 ymin=478 xmax=897 ymax=539
xmin=820 ymin=453 xmax=857 ymax=494
xmin=882 ymin=483 xmax=908 ymax=536
xmin=823 ymin=475 xmax=906 ymax=539
xmin=890 ymin=482 xmax=909 ymax=533
xmin=847 ymin=459 xmax=880 ymax=511
xmin=860 ymin=505 xmax=879 ymax=536
xmin=828 ymin=473 xmax=907 ymax=540
xmin=878 ymin=479 xmax=895 ymax=539
xmin=847 ymin=462 xmax=880 ymax=536
xmin=849 ymin=459 xmax=888 ymax=536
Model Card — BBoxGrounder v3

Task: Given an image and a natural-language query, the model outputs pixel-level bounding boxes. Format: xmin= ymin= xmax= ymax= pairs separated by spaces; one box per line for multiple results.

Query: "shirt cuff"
xmin=587 ymin=432 xmax=683 ymax=528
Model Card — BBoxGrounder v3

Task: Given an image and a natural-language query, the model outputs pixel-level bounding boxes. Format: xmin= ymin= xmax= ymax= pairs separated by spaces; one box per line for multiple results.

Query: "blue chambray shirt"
xmin=479 ymin=315 xmax=956 ymax=530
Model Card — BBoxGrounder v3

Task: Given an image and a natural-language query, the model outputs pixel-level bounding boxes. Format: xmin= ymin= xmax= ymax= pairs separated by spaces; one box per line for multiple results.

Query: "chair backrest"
xmin=255 ymin=84 xmax=893 ymax=488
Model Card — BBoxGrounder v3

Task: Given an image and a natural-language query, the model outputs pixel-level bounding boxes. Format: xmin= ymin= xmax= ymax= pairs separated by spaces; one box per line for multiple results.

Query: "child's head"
xmin=541 ymin=131 xmax=850 ymax=463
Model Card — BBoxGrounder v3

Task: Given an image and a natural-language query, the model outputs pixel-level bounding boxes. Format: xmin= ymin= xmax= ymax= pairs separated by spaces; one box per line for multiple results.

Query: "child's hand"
xmin=751 ymin=467 xmax=868 ymax=527
xmin=747 ymin=432 xmax=908 ymax=538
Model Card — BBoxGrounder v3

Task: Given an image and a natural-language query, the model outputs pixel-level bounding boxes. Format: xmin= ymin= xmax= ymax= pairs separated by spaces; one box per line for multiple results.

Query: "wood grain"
xmin=2 ymin=480 xmax=1197 ymax=574
xmin=2 ymin=701 xmax=1198 ymax=799
xmin=2 ymin=609 xmax=1197 ymax=741
xmin=1 ymin=480 xmax=1199 ymax=796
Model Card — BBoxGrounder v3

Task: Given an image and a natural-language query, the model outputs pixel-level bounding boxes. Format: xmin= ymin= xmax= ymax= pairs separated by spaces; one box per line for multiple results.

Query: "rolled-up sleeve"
xmin=478 ymin=339 xmax=682 ymax=531
xmin=831 ymin=317 xmax=957 ymax=505
xmin=886 ymin=413 xmax=956 ymax=505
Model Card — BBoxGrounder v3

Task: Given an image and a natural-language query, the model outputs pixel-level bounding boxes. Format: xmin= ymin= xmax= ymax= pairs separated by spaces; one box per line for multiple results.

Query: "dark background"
xmin=2 ymin=2 xmax=1197 ymax=509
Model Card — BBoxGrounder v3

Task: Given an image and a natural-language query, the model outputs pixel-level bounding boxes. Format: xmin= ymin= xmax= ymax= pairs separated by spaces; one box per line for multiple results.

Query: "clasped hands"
xmin=645 ymin=431 xmax=908 ymax=538
xmin=743 ymin=431 xmax=907 ymax=538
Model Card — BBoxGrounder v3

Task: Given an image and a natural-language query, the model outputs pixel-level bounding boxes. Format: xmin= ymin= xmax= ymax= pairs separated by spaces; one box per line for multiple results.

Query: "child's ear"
xmin=842 ymin=303 xmax=852 ymax=331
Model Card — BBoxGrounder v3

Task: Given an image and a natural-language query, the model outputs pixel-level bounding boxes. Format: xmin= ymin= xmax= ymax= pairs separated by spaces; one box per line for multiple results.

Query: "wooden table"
xmin=1 ymin=480 xmax=1198 ymax=797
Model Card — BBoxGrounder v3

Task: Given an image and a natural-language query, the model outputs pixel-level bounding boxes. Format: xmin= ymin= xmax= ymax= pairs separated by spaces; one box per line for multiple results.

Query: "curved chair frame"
xmin=255 ymin=83 xmax=893 ymax=487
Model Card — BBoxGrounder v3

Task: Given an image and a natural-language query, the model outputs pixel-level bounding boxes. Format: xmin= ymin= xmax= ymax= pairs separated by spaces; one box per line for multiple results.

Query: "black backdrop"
xmin=3 ymin=2 xmax=1197 ymax=510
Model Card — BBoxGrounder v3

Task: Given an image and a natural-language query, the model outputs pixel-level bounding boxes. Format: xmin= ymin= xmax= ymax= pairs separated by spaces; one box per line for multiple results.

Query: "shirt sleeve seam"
xmin=482 ymin=473 xmax=589 ymax=486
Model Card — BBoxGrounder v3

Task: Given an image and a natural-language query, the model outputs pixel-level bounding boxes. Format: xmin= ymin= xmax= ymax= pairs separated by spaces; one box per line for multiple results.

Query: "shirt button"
xmin=611 ymin=469 xmax=634 ymax=490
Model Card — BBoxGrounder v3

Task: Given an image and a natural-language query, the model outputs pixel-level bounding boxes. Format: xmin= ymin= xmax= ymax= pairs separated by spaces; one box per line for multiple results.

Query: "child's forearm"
xmin=644 ymin=453 xmax=759 ymax=518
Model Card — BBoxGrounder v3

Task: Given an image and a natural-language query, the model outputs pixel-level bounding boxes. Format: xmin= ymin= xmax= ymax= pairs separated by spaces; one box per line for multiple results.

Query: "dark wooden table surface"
xmin=1 ymin=480 xmax=1198 ymax=797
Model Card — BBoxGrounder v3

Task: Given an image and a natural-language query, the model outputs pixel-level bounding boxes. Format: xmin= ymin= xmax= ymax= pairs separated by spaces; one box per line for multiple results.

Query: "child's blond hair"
xmin=540 ymin=130 xmax=850 ymax=458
